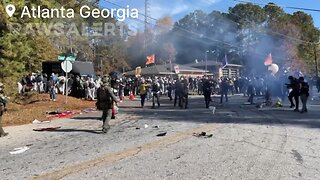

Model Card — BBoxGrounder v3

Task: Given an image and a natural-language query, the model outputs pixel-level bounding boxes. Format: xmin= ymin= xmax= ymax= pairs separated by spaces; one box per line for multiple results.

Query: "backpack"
xmin=96 ymin=86 xmax=112 ymax=110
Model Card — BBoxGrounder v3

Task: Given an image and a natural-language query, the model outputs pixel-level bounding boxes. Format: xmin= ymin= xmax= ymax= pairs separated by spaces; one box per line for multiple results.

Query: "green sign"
xmin=58 ymin=54 xmax=76 ymax=61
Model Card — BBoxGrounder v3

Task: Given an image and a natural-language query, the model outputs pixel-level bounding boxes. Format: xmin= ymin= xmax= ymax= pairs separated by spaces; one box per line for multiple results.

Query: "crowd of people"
xmin=17 ymin=73 xmax=320 ymax=111
xmin=0 ymin=72 xmax=318 ymax=136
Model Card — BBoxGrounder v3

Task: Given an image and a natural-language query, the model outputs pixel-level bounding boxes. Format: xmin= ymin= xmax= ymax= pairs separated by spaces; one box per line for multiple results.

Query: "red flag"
xmin=264 ymin=53 xmax=273 ymax=66
xmin=146 ymin=54 xmax=155 ymax=65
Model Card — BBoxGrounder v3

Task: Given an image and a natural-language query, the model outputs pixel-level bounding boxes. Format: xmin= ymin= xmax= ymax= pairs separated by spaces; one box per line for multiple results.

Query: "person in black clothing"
xmin=298 ymin=77 xmax=309 ymax=113
xmin=181 ymin=79 xmax=189 ymax=109
xmin=202 ymin=78 xmax=212 ymax=108
xmin=174 ymin=79 xmax=183 ymax=108
xmin=151 ymin=80 xmax=161 ymax=108
xmin=220 ymin=78 xmax=229 ymax=104
xmin=287 ymin=76 xmax=300 ymax=111
xmin=167 ymin=83 xmax=173 ymax=101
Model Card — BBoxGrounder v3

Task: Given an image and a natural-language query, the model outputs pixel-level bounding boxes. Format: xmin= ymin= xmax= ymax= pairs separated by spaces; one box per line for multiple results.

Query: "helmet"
xmin=101 ymin=75 xmax=110 ymax=84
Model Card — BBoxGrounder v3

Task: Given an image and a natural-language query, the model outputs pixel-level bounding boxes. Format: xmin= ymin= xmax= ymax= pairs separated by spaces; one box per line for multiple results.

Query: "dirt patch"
xmin=3 ymin=94 xmax=95 ymax=127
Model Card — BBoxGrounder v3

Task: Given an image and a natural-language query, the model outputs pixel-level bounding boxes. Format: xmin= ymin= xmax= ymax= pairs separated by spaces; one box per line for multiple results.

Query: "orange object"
xmin=264 ymin=53 xmax=273 ymax=66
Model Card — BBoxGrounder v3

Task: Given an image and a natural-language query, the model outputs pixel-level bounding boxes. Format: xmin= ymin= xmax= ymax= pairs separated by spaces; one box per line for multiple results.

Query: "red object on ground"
xmin=129 ymin=93 xmax=134 ymax=101
xmin=47 ymin=111 xmax=76 ymax=119
xmin=122 ymin=96 xmax=125 ymax=101
xmin=33 ymin=126 xmax=61 ymax=131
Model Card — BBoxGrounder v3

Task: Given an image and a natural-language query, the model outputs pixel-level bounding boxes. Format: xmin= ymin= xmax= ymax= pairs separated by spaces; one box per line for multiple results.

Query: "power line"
xmin=232 ymin=0 xmax=320 ymax=12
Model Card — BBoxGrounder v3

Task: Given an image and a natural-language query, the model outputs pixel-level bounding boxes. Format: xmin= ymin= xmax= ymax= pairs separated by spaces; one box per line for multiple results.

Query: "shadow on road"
xmin=47 ymin=128 xmax=103 ymax=134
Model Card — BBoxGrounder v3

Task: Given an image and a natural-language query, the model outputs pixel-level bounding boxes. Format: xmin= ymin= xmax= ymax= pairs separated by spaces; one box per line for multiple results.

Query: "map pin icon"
xmin=6 ymin=4 xmax=16 ymax=17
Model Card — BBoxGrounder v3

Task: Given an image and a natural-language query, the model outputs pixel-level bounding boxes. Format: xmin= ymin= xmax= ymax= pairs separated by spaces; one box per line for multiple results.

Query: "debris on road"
xmin=135 ymin=127 xmax=141 ymax=130
xmin=82 ymin=108 xmax=97 ymax=113
xmin=33 ymin=126 xmax=61 ymax=132
xmin=156 ymin=132 xmax=167 ymax=137
xmin=209 ymin=106 xmax=216 ymax=115
xmin=9 ymin=147 xmax=30 ymax=155
xmin=153 ymin=126 xmax=159 ymax=129
xmin=47 ymin=111 xmax=78 ymax=119
xmin=32 ymin=119 xmax=51 ymax=124
xmin=144 ymin=124 xmax=149 ymax=128
xmin=193 ymin=132 xmax=213 ymax=138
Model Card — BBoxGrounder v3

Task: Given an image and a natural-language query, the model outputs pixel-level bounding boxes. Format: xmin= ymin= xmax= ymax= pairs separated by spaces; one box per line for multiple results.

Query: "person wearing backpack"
xmin=151 ymin=79 xmax=161 ymax=108
xmin=299 ymin=77 xmax=309 ymax=113
xmin=96 ymin=76 xmax=118 ymax=133
xmin=0 ymin=83 xmax=9 ymax=137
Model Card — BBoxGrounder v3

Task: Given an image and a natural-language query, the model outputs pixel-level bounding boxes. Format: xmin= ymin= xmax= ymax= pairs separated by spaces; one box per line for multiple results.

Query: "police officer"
xmin=96 ymin=76 xmax=118 ymax=134
xmin=299 ymin=77 xmax=309 ymax=113
xmin=181 ymin=79 xmax=189 ymax=109
xmin=220 ymin=78 xmax=229 ymax=104
xmin=202 ymin=78 xmax=212 ymax=108
xmin=0 ymin=83 xmax=9 ymax=137
xmin=287 ymin=76 xmax=299 ymax=111
xmin=174 ymin=79 xmax=183 ymax=108
xmin=151 ymin=79 xmax=161 ymax=108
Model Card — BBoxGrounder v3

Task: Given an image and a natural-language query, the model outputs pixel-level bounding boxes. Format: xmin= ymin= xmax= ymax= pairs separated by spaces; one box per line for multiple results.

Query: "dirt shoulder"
xmin=2 ymin=94 xmax=95 ymax=127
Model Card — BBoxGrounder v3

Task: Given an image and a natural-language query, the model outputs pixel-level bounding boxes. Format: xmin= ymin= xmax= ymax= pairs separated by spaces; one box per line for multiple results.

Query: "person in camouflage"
xmin=0 ymin=83 xmax=9 ymax=137
xmin=96 ymin=76 xmax=118 ymax=134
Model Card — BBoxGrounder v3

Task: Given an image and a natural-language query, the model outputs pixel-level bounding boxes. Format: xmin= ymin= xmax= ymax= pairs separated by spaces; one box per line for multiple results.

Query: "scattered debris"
xmin=10 ymin=147 xmax=30 ymax=155
xmin=47 ymin=111 xmax=77 ymax=119
xmin=46 ymin=111 xmax=61 ymax=115
xmin=153 ymin=126 xmax=159 ymax=129
xmin=193 ymin=132 xmax=213 ymax=138
xmin=33 ymin=126 xmax=61 ymax=132
xmin=82 ymin=108 xmax=97 ymax=113
xmin=209 ymin=106 xmax=216 ymax=115
xmin=135 ymin=127 xmax=141 ymax=130
xmin=175 ymin=155 xmax=181 ymax=160
xmin=144 ymin=124 xmax=149 ymax=128
xmin=156 ymin=132 xmax=167 ymax=137
xmin=243 ymin=102 xmax=252 ymax=105
xmin=32 ymin=119 xmax=51 ymax=124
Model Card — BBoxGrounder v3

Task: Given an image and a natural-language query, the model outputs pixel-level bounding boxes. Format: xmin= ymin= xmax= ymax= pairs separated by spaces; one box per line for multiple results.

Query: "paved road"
xmin=0 ymin=94 xmax=320 ymax=180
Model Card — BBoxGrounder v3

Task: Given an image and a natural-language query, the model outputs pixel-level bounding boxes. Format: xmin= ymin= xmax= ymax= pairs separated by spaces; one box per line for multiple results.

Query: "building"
xmin=123 ymin=64 xmax=208 ymax=77
xmin=185 ymin=60 xmax=242 ymax=78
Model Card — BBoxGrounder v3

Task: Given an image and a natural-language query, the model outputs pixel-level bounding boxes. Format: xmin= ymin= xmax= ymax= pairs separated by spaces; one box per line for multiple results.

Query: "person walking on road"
xmin=0 ymin=83 xmax=9 ymax=137
xmin=220 ymin=78 xmax=229 ymax=104
xmin=138 ymin=79 xmax=149 ymax=108
xmin=203 ymin=78 xmax=212 ymax=108
xmin=298 ymin=77 xmax=309 ymax=113
xmin=96 ymin=76 xmax=118 ymax=134
xmin=151 ymin=79 xmax=161 ymax=108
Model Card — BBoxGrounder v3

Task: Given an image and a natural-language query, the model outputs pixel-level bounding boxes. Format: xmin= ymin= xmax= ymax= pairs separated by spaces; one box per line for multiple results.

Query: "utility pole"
xmin=144 ymin=0 xmax=150 ymax=67
xmin=315 ymin=43 xmax=319 ymax=77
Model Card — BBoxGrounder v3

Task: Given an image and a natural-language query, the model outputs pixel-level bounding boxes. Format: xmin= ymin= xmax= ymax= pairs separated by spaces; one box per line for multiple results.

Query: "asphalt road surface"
xmin=1 ymin=94 xmax=320 ymax=180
